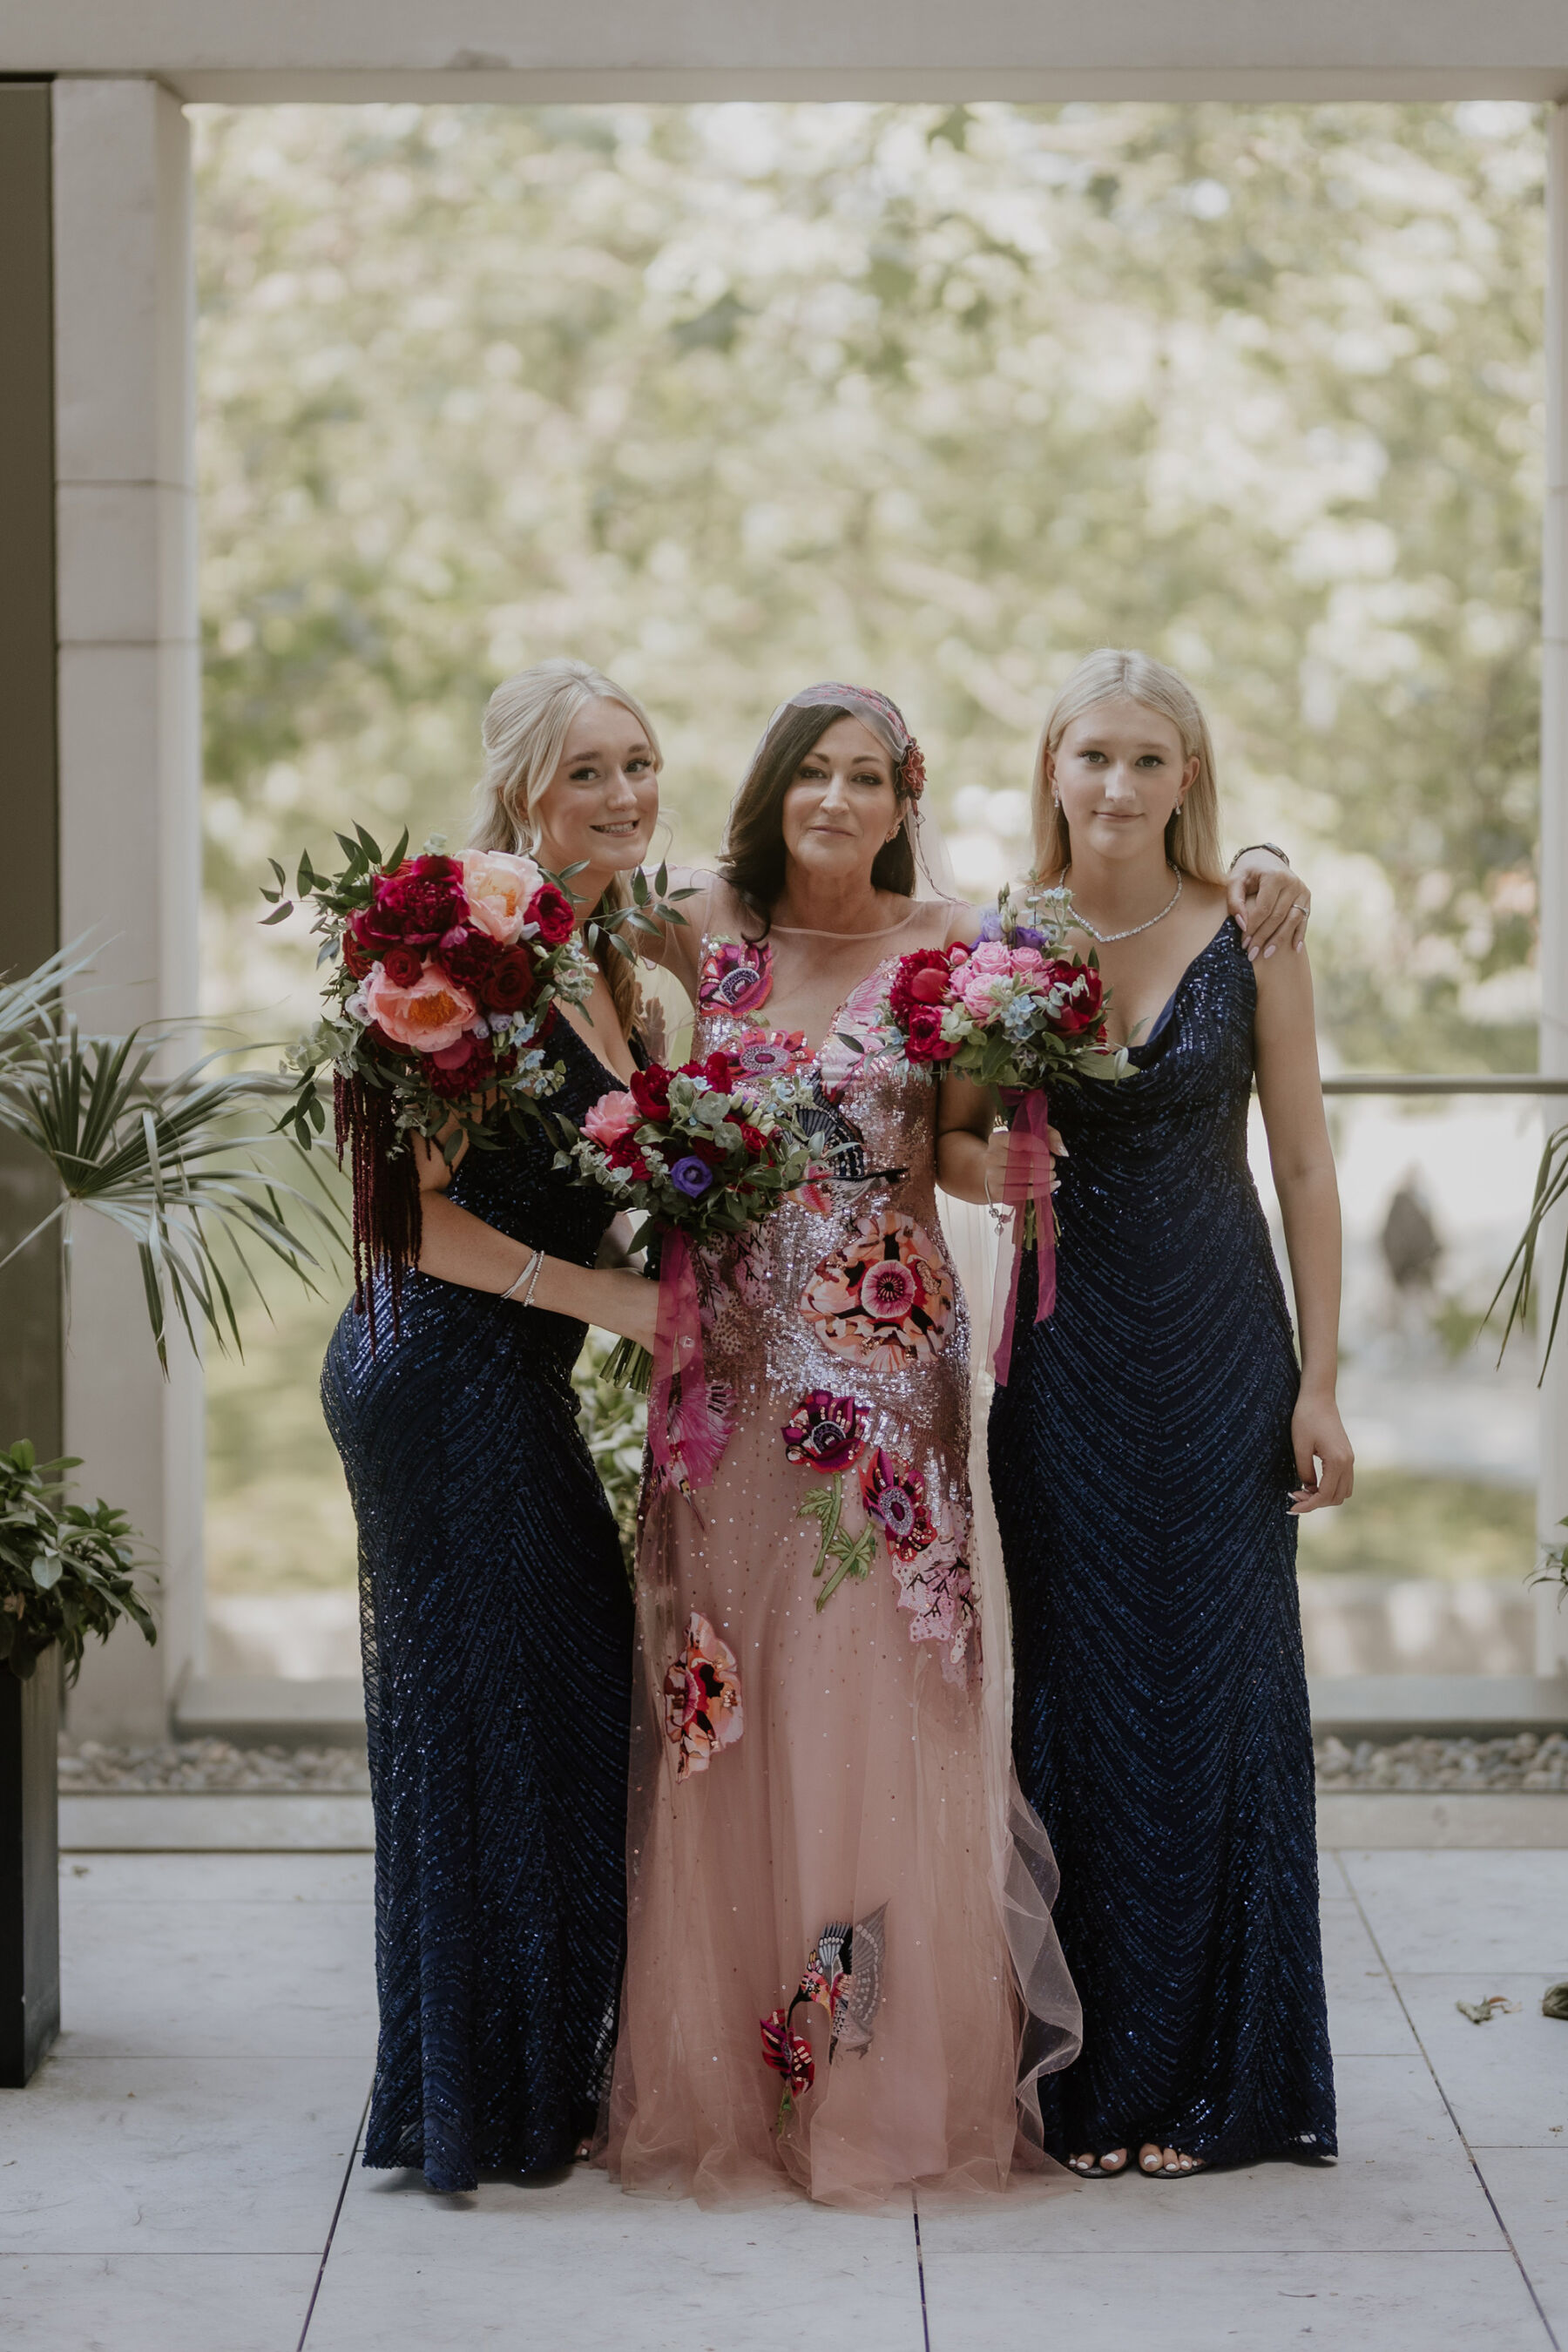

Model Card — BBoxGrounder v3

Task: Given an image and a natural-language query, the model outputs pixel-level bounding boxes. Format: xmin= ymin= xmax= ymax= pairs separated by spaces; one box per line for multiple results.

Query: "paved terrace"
xmin=3 ymin=1815 xmax=1567 ymax=2351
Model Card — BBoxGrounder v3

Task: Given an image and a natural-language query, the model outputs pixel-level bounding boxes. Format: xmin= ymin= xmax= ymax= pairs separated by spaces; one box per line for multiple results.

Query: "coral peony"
xmin=359 ymin=963 xmax=478 ymax=1055
xmin=460 ymin=849 xmax=542 ymax=944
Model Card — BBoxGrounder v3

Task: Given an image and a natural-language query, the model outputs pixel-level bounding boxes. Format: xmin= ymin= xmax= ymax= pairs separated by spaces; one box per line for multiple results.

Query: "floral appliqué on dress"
xmin=800 ymin=1208 xmax=954 ymax=1375
xmin=697 ymin=937 xmax=773 ymax=1017
xmin=860 ymin=1447 xmax=938 ymax=1561
xmin=782 ymin=1391 xmax=875 ymax=1608
xmin=893 ymin=1532 xmax=977 ymax=1680
xmin=663 ymin=1610 xmax=745 ymax=1779
xmin=761 ymin=1903 xmax=889 ymax=2131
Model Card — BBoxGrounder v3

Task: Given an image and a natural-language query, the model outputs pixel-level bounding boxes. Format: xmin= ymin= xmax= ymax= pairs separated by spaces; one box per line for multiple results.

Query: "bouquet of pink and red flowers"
xmin=873 ymin=882 xmax=1127 ymax=1096
xmin=264 ymin=826 xmax=596 ymax=1327
xmin=556 ymin=1044 xmax=817 ymax=1497
xmin=866 ymin=882 xmax=1130 ymax=1381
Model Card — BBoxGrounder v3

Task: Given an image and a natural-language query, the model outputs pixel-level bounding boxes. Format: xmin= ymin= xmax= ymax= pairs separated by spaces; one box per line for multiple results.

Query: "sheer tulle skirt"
xmin=605 ymin=1400 xmax=1078 ymax=2210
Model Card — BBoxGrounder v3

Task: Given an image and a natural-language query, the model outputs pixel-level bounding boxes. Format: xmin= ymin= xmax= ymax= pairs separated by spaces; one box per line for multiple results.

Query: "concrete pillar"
xmin=53 ymin=79 xmax=203 ymax=1740
xmin=1538 ymin=102 xmax=1568 ymax=1678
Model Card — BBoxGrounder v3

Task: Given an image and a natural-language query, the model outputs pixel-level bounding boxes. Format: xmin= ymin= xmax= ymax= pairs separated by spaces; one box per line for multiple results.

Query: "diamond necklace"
xmin=1065 ymin=863 xmax=1183 ymax=945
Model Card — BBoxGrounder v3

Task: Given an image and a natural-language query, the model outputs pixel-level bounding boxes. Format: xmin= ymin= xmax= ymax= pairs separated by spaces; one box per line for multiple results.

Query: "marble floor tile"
xmin=1338 ymin=1850 xmax=1568 ymax=1974
xmin=1321 ymin=1900 xmax=1418 ymax=2055
xmin=916 ymin=2055 xmax=1491 ymax=2257
xmin=0 ymin=2253 xmax=318 ymax=2352
xmin=919 ymin=2249 xmax=1548 ymax=2351
xmin=60 ymin=1794 xmax=375 ymax=1852
xmin=0 ymin=2056 xmax=367 ymax=2254
xmin=59 ymin=1896 xmax=375 ymax=2058
xmin=1396 ymin=1977 xmax=1568 ymax=2147
xmin=311 ymin=2163 xmax=923 ymax=2351
xmin=1474 ymin=2149 xmax=1568 ymax=2337
xmin=59 ymin=1853 xmax=375 ymax=1904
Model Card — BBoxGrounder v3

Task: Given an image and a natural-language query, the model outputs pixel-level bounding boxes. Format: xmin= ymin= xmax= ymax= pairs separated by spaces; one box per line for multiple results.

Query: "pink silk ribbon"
xmin=646 ymin=1229 xmax=735 ymax=1499
xmin=990 ymin=1089 xmax=1057 ymax=1387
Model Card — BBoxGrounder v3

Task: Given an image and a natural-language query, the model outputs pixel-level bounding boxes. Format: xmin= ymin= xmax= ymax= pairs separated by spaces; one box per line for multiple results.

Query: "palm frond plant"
xmin=1487 ymin=1119 xmax=1568 ymax=1379
xmin=0 ymin=1439 xmax=156 ymax=1683
xmin=0 ymin=964 xmax=343 ymax=1369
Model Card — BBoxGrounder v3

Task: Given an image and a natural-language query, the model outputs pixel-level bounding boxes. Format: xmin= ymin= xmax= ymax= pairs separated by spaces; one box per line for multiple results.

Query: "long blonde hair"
xmin=470 ymin=658 xmax=662 ymax=1039
xmin=1031 ymin=649 xmax=1227 ymax=887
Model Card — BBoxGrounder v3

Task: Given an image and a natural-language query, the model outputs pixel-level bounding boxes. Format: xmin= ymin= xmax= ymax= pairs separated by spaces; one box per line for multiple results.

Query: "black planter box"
xmin=0 ymin=1659 xmax=59 ymax=2085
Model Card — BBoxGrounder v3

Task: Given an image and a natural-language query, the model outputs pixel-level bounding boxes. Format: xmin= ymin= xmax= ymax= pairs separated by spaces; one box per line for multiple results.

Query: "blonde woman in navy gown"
xmin=941 ymin=650 xmax=1352 ymax=2180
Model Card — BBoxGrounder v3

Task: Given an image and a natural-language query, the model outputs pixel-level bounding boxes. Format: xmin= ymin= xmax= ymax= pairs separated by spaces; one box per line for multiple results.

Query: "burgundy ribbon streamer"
xmin=990 ymin=1090 xmax=1057 ymax=1388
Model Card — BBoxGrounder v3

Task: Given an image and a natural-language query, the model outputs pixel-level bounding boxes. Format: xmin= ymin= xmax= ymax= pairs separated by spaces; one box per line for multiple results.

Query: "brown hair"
xmin=469 ymin=657 xmax=662 ymax=1039
xmin=1031 ymin=649 xmax=1227 ymax=888
xmin=718 ymin=704 xmax=916 ymax=932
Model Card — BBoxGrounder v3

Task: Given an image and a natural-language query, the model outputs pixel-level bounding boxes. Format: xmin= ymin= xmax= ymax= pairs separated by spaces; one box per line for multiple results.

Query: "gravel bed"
xmin=1316 ymin=1733 xmax=1568 ymax=1793
xmin=53 ymin=1734 xmax=1566 ymax=1798
xmin=57 ymin=1738 xmax=370 ymax=1794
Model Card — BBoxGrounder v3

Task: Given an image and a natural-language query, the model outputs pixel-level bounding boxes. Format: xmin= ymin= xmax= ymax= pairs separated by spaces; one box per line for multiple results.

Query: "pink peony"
xmin=582 ymin=1090 xmax=643 ymax=1147
xmin=460 ymin=849 xmax=544 ymax=944
xmin=358 ymin=963 xmax=479 ymax=1055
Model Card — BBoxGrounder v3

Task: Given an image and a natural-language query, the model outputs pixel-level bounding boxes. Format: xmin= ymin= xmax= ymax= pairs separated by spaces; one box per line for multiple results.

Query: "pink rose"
xmin=358 ymin=963 xmax=478 ymax=1055
xmin=958 ymin=973 xmax=1009 ymax=1020
xmin=1010 ymin=946 xmax=1046 ymax=975
xmin=460 ymin=849 xmax=543 ymax=945
xmin=583 ymin=1090 xmax=643 ymax=1148
xmin=967 ymin=941 xmax=1011 ymax=975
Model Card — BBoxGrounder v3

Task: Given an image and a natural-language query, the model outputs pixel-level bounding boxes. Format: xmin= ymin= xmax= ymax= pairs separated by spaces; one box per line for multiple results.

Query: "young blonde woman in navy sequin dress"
xmin=942 ymin=649 xmax=1350 ymax=2180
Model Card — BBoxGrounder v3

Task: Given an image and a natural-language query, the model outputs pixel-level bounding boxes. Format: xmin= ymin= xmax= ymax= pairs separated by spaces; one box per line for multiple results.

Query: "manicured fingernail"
xmin=1263 ymin=943 xmax=1275 ymax=959
xmin=1295 ymin=937 xmax=1304 ymax=952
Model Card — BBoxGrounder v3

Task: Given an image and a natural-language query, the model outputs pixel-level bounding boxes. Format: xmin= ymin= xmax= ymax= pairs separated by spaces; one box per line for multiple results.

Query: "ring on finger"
xmin=1291 ymin=903 xmax=1308 ymax=918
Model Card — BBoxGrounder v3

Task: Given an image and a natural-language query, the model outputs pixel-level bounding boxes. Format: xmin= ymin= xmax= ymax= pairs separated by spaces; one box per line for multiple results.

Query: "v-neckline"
xmin=558 ymin=1008 xmax=640 ymax=1091
xmin=1122 ymin=919 xmax=1234 ymax=1059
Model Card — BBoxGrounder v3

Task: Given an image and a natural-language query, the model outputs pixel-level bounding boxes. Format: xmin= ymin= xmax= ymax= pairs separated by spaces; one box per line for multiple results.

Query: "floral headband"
xmin=763 ymin=681 xmax=928 ymax=801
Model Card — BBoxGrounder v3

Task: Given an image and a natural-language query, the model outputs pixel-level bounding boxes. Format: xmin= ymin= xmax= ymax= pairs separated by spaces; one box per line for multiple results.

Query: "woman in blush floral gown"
xmin=604 ymin=685 xmax=1083 ymax=2210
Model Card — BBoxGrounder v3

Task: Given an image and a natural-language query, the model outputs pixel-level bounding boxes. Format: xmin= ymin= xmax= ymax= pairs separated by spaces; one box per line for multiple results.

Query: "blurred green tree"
xmin=197 ymin=99 xmax=1545 ymax=1073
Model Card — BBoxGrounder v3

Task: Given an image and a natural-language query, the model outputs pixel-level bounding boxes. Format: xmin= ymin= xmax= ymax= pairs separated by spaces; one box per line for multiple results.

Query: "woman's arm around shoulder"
xmin=1227 ymin=848 xmax=1312 ymax=963
xmin=1252 ymin=945 xmax=1354 ymax=1513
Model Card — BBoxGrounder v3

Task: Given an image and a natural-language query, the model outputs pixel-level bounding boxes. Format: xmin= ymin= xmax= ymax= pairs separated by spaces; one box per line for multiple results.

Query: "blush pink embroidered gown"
xmin=606 ymin=883 xmax=1080 ymax=2209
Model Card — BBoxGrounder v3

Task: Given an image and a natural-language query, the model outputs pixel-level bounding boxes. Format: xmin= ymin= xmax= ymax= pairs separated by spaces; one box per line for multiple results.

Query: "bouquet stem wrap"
xmin=990 ymin=1089 xmax=1057 ymax=1387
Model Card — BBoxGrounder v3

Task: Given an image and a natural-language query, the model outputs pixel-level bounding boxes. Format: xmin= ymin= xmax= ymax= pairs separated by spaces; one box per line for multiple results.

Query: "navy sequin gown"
xmin=322 ymin=1024 xmax=635 ymax=2193
xmin=989 ymin=919 xmax=1335 ymax=2168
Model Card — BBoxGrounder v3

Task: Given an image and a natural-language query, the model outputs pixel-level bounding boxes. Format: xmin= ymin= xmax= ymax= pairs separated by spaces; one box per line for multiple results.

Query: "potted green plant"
xmin=0 ymin=943 xmax=340 ymax=2085
xmin=0 ymin=1441 xmax=157 ymax=2085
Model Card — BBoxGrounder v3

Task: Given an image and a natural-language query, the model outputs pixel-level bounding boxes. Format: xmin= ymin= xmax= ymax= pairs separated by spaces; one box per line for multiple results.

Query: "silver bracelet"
xmin=518 ymin=1248 xmax=545 ymax=1309
xmin=498 ymin=1247 xmax=541 ymax=1305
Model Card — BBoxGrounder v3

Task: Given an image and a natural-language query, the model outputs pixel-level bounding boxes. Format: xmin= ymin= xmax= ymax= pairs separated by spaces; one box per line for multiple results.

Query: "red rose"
xmin=888 ymin=948 xmax=956 ymax=1026
xmin=426 ymin=1035 xmax=497 ymax=1098
xmin=631 ymin=1064 xmax=672 ymax=1120
xmin=438 ymin=927 xmax=501 ymax=991
xmin=739 ymin=1123 xmax=768 ymax=1159
xmin=904 ymin=1004 xmax=959 ymax=1063
xmin=606 ymin=1133 xmax=651 ymax=1178
xmin=341 ymin=926 xmax=374 ymax=979
xmin=525 ymin=883 xmax=576 ymax=946
xmin=1043 ymin=959 xmax=1105 ymax=1037
xmin=363 ymin=855 xmax=468 ymax=947
xmin=481 ymin=947 xmax=537 ymax=1014
xmin=379 ymin=944 xmax=425 ymax=990
xmin=677 ymin=1050 xmax=736 ymax=1093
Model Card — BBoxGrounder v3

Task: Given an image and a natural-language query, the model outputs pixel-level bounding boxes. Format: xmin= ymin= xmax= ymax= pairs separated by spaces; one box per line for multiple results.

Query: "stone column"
xmin=1538 ymin=102 xmax=1568 ymax=1678
xmin=53 ymin=78 xmax=203 ymax=1741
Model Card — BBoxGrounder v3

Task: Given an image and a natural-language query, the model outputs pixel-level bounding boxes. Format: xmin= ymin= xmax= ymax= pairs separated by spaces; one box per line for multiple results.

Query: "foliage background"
xmin=193 ymin=99 xmax=1546 ymax=1601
